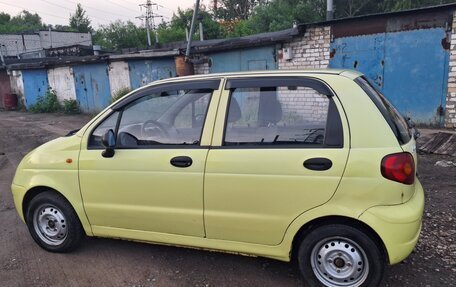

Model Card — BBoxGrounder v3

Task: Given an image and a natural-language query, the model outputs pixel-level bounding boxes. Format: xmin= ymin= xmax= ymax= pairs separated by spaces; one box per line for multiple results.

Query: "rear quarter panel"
xmin=280 ymin=74 xmax=406 ymax=251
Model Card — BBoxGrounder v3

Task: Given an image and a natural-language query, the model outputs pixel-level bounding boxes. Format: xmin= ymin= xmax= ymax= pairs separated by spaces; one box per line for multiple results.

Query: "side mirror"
xmin=102 ymin=129 xmax=116 ymax=158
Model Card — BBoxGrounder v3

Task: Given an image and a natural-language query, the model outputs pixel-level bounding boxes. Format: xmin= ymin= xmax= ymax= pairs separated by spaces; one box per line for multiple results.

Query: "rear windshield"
xmin=355 ymin=76 xmax=411 ymax=144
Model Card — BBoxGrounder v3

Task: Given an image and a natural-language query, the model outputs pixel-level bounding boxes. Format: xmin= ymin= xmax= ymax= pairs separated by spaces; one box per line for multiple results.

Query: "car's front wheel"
xmin=26 ymin=191 xmax=84 ymax=252
xmin=297 ymin=224 xmax=385 ymax=287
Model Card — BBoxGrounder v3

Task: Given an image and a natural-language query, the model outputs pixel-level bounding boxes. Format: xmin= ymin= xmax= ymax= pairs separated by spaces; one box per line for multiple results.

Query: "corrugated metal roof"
xmin=6 ymin=55 xmax=110 ymax=70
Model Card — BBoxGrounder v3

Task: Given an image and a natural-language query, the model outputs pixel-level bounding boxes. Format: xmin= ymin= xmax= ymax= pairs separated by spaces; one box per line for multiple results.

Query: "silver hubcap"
xmin=311 ymin=237 xmax=369 ymax=287
xmin=33 ymin=204 xmax=68 ymax=246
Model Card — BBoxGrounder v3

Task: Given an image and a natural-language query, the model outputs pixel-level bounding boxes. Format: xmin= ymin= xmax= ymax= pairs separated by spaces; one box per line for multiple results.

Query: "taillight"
xmin=381 ymin=152 xmax=415 ymax=185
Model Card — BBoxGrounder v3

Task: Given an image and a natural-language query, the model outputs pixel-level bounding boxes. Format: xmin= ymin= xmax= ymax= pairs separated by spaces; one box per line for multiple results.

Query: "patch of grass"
xmin=62 ymin=99 xmax=80 ymax=114
xmin=112 ymin=87 xmax=132 ymax=103
xmin=29 ymin=89 xmax=61 ymax=113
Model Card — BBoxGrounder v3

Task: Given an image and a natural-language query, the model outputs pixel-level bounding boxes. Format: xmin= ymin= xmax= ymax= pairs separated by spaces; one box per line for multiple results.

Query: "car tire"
xmin=25 ymin=191 xmax=84 ymax=253
xmin=297 ymin=224 xmax=385 ymax=287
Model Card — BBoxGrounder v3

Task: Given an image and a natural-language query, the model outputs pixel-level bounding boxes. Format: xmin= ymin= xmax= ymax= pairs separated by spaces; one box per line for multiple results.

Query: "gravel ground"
xmin=0 ymin=111 xmax=455 ymax=286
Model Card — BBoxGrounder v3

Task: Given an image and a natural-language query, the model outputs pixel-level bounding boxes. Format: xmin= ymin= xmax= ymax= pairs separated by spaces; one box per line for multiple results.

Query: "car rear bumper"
xmin=359 ymin=179 xmax=424 ymax=264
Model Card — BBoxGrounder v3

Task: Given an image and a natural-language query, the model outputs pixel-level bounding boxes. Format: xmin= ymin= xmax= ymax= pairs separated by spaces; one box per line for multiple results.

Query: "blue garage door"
xmin=209 ymin=46 xmax=277 ymax=73
xmin=22 ymin=69 xmax=48 ymax=109
xmin=73 ymin=63 xmax=112 ymax=113
xmin=128 ymin=59 xmax=176 ymax=89
xmin=330 ymin=28 xmax=449 ymax=126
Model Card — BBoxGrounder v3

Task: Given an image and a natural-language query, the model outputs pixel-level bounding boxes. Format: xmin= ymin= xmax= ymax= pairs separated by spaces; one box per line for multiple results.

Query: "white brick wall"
xmin=277 ymin=26 xmax=332 ymax=121
xmin=194 ymin=62 xmax=210 ymax=74
xmin=278 ymin=26 xmax=331 ymax=70
xmin=278 ymin=87 xmax=329 ymax=125
xmin=446 ymin=11 xmax=456 ymax=128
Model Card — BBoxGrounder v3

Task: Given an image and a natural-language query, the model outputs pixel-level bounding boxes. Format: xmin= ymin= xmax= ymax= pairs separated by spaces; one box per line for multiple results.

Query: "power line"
xmin=0 ymin=1 xmax=69 ymax=21
xmin=136 ymin=0 xmax=165 ymax=46
xmin=64 ymin=0 xmax=138 ymax=18
xmin=119 ymin=0 xmax=171 ymax=11
xmin=0 ymin=0 xmax=113 ymax=24
xmin=37 ymin=0 xmax=114 ymax=23
xmin=105 ymin=0 xmax=140 ymax=13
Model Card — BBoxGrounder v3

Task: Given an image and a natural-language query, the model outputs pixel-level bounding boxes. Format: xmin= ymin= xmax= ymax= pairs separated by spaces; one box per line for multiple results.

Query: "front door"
xmin=204 ymin=76 xmax=350 ymax=245
xmin=79 ymin=80 xmax=221 ymax=237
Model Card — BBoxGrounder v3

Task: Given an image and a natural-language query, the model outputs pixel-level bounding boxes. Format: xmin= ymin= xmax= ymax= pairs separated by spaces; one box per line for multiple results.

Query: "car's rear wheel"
xmin=26 ymin=191 xmax=84 ymax=252
xmin=297 ymin=224 xmax=384 ymax=287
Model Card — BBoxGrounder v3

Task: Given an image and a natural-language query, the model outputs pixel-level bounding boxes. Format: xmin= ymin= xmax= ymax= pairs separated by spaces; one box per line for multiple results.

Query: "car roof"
xmin=146 ymin=69 xmax=363 ymax=88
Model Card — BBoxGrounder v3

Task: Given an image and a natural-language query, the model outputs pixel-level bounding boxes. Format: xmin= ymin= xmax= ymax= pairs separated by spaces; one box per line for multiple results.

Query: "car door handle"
xmin=170 ymin=156 xmax=193 ymax=168
xmin=303 ymin=158 xmax=333 ymax=171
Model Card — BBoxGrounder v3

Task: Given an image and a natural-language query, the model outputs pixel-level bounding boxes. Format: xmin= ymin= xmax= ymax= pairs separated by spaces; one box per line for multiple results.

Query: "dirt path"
xmin=0 ymin=111 xmax=454 ymax=286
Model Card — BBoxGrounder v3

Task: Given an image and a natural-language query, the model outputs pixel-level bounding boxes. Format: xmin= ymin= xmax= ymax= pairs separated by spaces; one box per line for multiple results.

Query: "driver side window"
xmin=113 ymin=88 xmax=213 ymax=148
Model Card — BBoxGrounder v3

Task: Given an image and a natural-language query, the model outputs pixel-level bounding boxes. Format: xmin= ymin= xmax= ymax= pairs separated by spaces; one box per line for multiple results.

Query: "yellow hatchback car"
xmin=12 ymin=70 xmax=424 ymax=287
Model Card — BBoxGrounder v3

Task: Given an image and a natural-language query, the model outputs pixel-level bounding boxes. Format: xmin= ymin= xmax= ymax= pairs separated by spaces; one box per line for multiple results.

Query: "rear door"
xmin=204 ymin=76 xmax=350 ymax=245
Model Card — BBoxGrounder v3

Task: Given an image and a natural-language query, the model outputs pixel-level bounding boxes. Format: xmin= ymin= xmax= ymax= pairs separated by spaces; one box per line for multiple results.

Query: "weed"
xmin=112 ymin=87 xmax=132 ymax=103
xmin=62 ymin=99 xmax=80 ymax=114
xmin=29 ymin=89 xmax=61 ymax=113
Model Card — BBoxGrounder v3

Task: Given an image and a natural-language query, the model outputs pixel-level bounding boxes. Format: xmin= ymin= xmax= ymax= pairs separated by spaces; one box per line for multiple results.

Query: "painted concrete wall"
xmin=445 ymin=10 xmax=456 ymax=128
xmin=128 ymin=59 xmax=176 ymax=89
xmin=9 ymin=71 xmax=25 ymax=107
xmin=22 ymin=69 xmax=49 ymax=109
xmin=39 ymin=31 xmax=92 ymax=49
xmin=108 ymin=61 xmax=131 ymax=97
xmin=73 ymin=63 xmax=112 ymax=113
xmin=0 ymin=31 xmax=92 ymax=57
xmin=0 ymin=34 xmax=41 ymax=57
xmin=209 ymin=46 xmax=278 ymax=73
xmin=330 ymin=28 xmax=449 ymax=126
xmin=47 ymin=67 xmax=76 ymax=102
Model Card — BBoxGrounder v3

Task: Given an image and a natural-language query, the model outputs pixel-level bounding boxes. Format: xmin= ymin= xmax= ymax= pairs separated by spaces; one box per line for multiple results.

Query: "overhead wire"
xmin=38 ymin=0 xmax=118 ymax=23
xmin=64 ymin=0 xmax=138 ymax=18
xmin=104 ymin=0 xmax=140 ymax=13
xmin=0 ymin=1 xmax=70 ymax=21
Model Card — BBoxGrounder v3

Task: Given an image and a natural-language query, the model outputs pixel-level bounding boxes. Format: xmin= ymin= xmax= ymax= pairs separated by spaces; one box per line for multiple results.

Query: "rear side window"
xmin=355 ymin=77 xmax=411 ymax=144
xmin=223 ymin=78 xmax=343 ymax=148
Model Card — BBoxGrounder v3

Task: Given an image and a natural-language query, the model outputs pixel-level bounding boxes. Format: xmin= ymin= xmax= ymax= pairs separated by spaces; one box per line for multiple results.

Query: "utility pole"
xmin=197 ymin=14 xmax=204 ymax=41
xmin=185 ymin=0 xmax=200 ymax=60
xmin=326 ymin=0 xmax=334 ymax=21
xmin=137 ymin=0 xmax=163 ymax=47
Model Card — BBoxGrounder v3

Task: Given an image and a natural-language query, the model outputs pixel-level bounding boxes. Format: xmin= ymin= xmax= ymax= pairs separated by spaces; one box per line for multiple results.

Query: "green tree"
xmin=156 ymin=7 xmax=224 ymax=43
xmin=93 ymin=20 xmax=148 ymax=51
xmin=333 ymin=0 xmax=456 ymax=18
xmin=239 ymin=0 xmax=325 ymax=35
xmin=333 ymin=0 xmax=380 ymax=17
xmin=0 ymin=10 xmax=46 ymax=33
xmin=156 ymin=21 xmax=186 ymax=44
xmin=232 ymin=0 xmax=454 ymax=36
xmin=213 ymin=0 xmax=265 ymax=20
xmin=0 ymin=12 xmax=11 ymax=25
xmin=69 ymin=3 xmax=92 ymax=33
xmin=53 ymin=24 xmax=75 ymax=32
